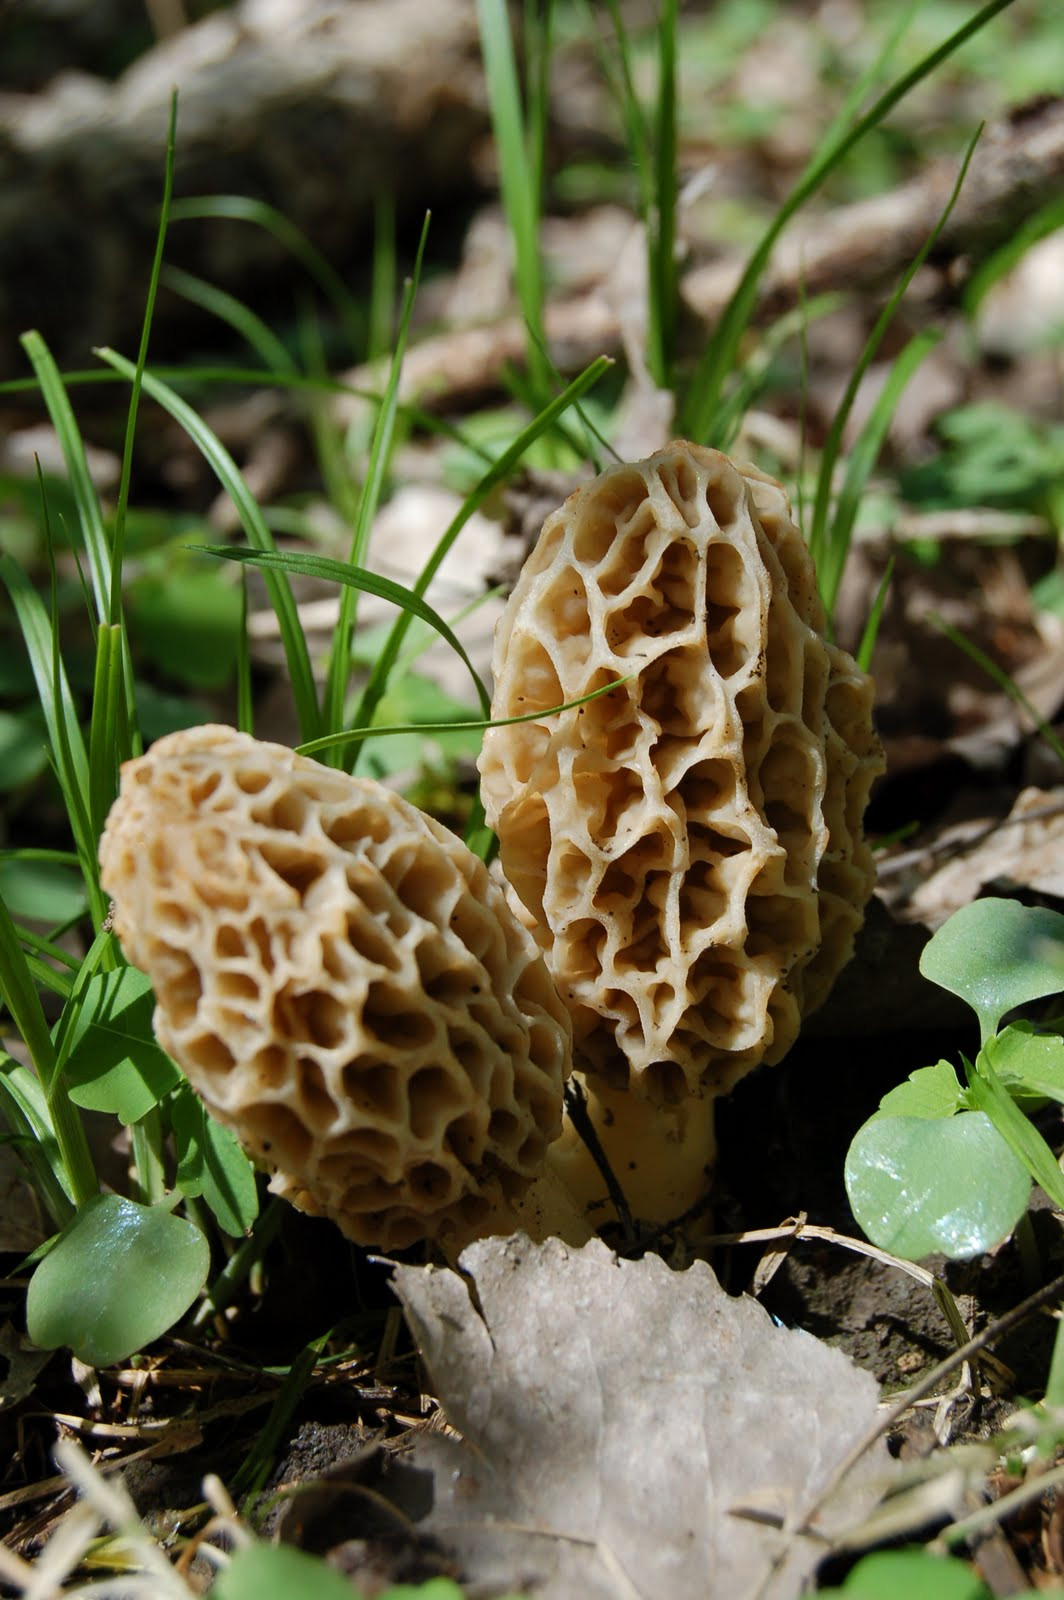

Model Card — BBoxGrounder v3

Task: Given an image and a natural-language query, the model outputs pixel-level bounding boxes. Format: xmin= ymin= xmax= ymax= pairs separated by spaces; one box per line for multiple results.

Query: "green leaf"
xmin=872 ymin=1060 xmax=964 ymax=1121
xmin=211 ymin=1543 xmax=369 ymax=1600
xmin=172 ymin=1085 xmax=259 ymax=1237
xmin=818 ymin=1546 xmax=992 ymax=1598
xmin=845 ymin=1111 xmax=1030 ymax=1261
xmin=0 ymin=857 xmax=88 ymax=926
xmin=62 ymin=970 xmax=181 ymax=1124
xmin=26 ymin=1194 xmax=209 ymax=1367
xmin=919 ymin=897 xmax=1064 ymax=1043
xmin=0 ymin=709 xmax=50 ymax=790
xmin=127 ymin=566 xmax=243 ymax=689
xmin=985 ymin=1022 xmax=1064 ymax=1106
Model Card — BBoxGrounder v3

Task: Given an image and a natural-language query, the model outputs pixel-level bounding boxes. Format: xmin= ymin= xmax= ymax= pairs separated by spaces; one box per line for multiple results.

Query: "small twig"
xmin=563 ymin=1077 xmax=638 ymax=1247
xmin=935 ymin=1457 xmax=1064 ymax=1553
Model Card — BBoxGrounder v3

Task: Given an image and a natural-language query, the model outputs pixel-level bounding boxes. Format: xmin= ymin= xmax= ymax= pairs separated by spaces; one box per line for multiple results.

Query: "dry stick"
xmin=749 ymin=1265 xmax=1064 ymax=1598
xmin=563 ymin=1077 xmax=638 ymax=1246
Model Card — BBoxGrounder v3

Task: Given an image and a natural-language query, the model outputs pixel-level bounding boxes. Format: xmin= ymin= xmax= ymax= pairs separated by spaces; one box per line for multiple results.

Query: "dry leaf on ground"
xmin=391 ymin=1235 xmax=892 ymax=1600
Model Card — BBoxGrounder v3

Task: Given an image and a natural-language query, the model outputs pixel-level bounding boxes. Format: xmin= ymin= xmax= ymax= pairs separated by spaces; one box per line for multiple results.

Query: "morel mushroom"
xmin=98 ymin=725 xmax=576 ymax=1252
xmin=479 ymin=441 xmax=884 ymax=1230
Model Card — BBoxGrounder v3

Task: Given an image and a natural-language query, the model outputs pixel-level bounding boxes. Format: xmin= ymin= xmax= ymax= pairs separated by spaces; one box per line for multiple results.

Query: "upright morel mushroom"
xmin=479 ymin=441 xmax=884 ymax=1230
xmin=99 ymin=726 xmax=576 ymax=1252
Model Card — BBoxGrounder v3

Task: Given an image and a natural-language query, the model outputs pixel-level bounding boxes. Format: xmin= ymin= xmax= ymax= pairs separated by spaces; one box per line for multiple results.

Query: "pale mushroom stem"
xmin=538 ymin=1076 xmax=717 ymax=1242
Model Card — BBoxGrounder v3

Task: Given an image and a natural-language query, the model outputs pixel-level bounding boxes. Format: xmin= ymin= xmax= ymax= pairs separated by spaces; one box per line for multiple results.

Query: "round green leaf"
xmin=919 ymin=898 xmax=1064 ymax=1041
xmin=26 ymin=1194 xmax=209 ymax=1368
xmin=845 ymin=1112 xmax=1030 ymax=1261
xmin=211 ymin=1542 xmax=363 ymax=1600
xmin=820 ymin=1547 xmax=992 ymax=1598
xmin=872 ymin=1060 xmax=964 ymax=1121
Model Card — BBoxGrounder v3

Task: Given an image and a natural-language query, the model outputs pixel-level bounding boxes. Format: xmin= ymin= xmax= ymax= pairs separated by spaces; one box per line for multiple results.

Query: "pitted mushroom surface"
xmin=99 ymin=725 xmax=573 ymax=1251
xmin=479 ymin=441 xmax=884 ymax=1226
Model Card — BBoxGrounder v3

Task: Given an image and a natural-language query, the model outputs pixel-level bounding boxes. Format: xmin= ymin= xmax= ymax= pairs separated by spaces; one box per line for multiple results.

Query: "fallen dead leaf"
xmin=391 ymin=1235 xmax=893 ymax=1600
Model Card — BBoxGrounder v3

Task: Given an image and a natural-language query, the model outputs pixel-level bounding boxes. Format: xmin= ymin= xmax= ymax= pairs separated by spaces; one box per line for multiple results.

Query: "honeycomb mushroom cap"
xmin=479 ymin=441 xmax=884 ymax=1107
xmin=99 ymin=726 xmax=573 ymax=1251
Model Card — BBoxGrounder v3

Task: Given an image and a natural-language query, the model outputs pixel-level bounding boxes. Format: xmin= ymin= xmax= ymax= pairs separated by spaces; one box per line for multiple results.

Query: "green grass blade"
xmin=367 ymin=191 xmax=397 ymax=363
xmin=19 ymin=333 xmax=111 ymax=622
xmin=808 ymin=127 xmax=981 ymax=611
xmin=963 ymin=193 xmax=1064 ymax=322
xmin=0 ymin=894 xmax=96 ymax=1209
xmin=0 ymin=1057 xmax=75 ymax=1226
xmin=811 ymin=1 xmax=919 ymax=170
xmin=95 ymin=350 xmax=322 ymax=743
xmin=350 ymin=355 xmax=612 ymax=754
xmin=0 ymin=554 xmax=100 ymax=913
xmin=595 ymin=0 xmax=676 ymax=388
xmin=110 ymin=90 xmax=177 ymax=645
xmin=647 ymin=0 xmax=678 ymax=389
xmin=524 ymin=0 xmax=554 ymax=213
xmin=161 ymin=265 xmax=298 ymax=374
xmin=236 ymin=572 xmax=254 ymax=735
xmin=296 ymin=674 xmax=631 ymax=761
xmin=597 ymin=0 xmax=653 ymax=181
xmin=229 ymin=1329 xmax=331 ymax=1496
xmin=323 ymin=214 xmax=431 ymax=763
xmin=477 ymin=0 xmax=551 ymax=403
xmin=930 ymin=612 xmax=1064 ymax=767
xmin=966 ymin=1050 xmax=1064 ymax=1212
xmin=679 ymin=0 xmax=1016 ymax=442
xmin=87 ymin=623 xmax=128 ymax=842
xmin=856 ymin=553 xmax=895 ymax=675
xmin=710 ymin=291 xmax=846 ymax=453
xmin=205 ymin=545 xmax=491 ymax=717
xmin=169 ymin=194 xmax=364 ymax=356
xmin=818 ymin=329 xmax=941 ymax=621
xmin=0 ymin=893 xmax=58 ymax=1089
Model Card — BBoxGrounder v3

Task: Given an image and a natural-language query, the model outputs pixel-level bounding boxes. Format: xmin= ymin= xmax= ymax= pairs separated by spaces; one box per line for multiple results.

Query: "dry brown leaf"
xmin=391 ymin=1235 xmax=892 ymax=1600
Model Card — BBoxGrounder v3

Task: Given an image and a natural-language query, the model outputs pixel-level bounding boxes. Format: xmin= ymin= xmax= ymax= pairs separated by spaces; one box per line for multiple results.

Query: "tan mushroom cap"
xmin=99 ymin=725 xmax=575 ymax=1252
xmin=479 ymin=442 xmax=884 ymax=1227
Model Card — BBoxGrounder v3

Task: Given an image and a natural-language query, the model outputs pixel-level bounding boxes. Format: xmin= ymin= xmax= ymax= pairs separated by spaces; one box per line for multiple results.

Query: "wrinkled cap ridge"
xmin=478 ymin=442 xmax=884 ymax=1103
xmin=99 ymin=725 xmax=573 ymax=1251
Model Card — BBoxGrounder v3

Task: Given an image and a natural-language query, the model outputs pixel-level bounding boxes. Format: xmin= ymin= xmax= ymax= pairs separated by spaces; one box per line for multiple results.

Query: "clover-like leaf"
xmin=817 ymin=1547 xmax=992 ymax=1598
xmin=26 ymin=1194 xmax=209 ymax=1367
xmin=62 ymin=969 xmax=180 ymax=1124
xmin=985 ymin=1023 xmax=1064 ymax=1106
xmin=172 ymin=1084 xmax=258 ymax=1237
xmin=871 ymin=1060 xmax=964 ymax=1122
xmin=210 ymin=1543 xmax=378 ymax=1600
xmin=919 ymin=898 xmax=1064 ymax=1043
xmin=844 ymin=1112 xmax=1030 ymax=1261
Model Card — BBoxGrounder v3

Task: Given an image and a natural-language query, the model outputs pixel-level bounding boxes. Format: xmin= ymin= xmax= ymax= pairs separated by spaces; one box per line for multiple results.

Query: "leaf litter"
xmin=390 ymin=1234 xmax=892 ymax=1600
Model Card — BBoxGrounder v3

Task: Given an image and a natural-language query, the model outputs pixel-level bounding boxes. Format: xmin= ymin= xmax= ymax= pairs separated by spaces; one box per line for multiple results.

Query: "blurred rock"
xmin=0 ymin=0 xmax=487 ymax=376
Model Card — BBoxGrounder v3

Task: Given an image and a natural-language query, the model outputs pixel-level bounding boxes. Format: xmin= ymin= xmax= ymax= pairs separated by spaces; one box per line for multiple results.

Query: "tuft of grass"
xmin=677 ymin=0 xmax=1017 ymax=444
xmin=807 ymin=126 xmax=982 ymax=625
xmin=477 ymin=0 xmax=553 ymax=409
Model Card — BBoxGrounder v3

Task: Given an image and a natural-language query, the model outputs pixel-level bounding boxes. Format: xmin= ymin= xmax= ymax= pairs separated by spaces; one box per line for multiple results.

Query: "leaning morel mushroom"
xmin=99 ymin=725 xmax=575 ymax=1252
xmin=479 ymin=441 xmax=884 ymax=1230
